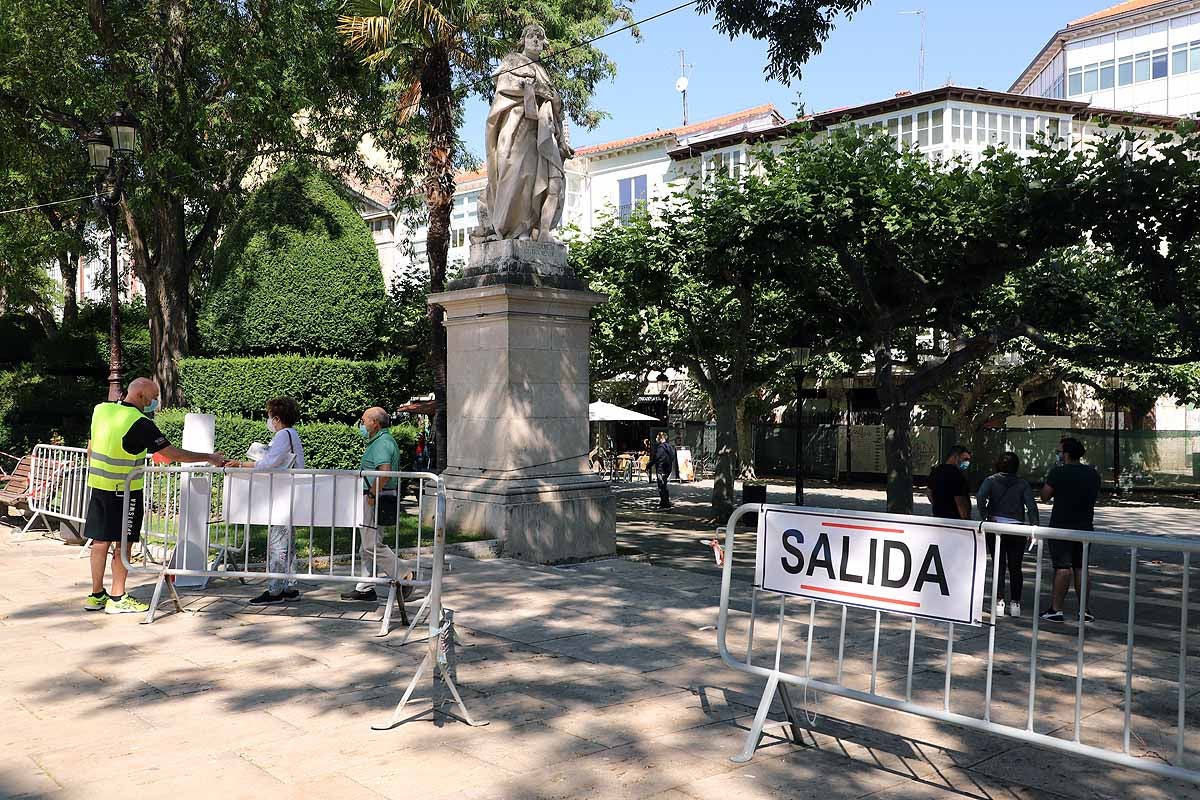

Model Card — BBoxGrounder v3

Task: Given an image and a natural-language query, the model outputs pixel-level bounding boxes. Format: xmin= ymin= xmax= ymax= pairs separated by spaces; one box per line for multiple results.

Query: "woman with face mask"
xmin=976 ymin=452 xmax=1040 ymax=618
xmin=227 ymin=397 xmax=305 ymax=605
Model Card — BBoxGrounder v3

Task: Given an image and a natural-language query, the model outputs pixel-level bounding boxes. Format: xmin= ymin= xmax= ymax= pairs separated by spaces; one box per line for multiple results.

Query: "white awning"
xmin=588 ymin=401 xmax=660 ymax=422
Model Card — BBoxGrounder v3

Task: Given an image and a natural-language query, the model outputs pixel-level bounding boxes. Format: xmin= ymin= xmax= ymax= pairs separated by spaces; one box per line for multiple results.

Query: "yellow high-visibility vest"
xmin=87 ymin=402 xmax=147 ymax=492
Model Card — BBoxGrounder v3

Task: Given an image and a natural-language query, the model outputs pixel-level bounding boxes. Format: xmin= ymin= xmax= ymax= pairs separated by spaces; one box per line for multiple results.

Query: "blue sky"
xmin=460 ymin=0 xmax=1111 ymax=160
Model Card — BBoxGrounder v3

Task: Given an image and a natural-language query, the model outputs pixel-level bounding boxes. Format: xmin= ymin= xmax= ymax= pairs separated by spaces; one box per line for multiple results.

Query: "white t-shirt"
xmin=256 ymin=427 xmax=305 ymax=469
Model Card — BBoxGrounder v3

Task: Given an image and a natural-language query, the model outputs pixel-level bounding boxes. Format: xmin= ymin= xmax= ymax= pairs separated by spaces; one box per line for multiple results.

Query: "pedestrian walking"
xmin=653 ymin=431 xmax=676 ymax=509
xmin=927 ymin=445 xmax=972 ymax=521
xmin=83 ymin=377 xmax=225 ymax=614
xmin=225 ymin=397 xmax=305 ymax=606
xmin=342 ymin=407 xmax=413 ymax=603
xmin=976 ymin=452 xmax=1040 ymax=617
xmin=1040 ymin=437 xmax=1101 ymax=623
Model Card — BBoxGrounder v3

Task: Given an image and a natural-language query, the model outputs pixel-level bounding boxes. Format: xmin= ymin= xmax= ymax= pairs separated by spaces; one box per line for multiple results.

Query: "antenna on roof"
xmin=899 ymin=9 xmax=927 ymax=92
xmin=676 ymin=50 xmax=693 ymax=126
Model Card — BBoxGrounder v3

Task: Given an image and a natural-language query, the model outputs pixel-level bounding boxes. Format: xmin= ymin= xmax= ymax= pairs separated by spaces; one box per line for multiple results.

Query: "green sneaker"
xmin=83 ymin=592 xmax=109 ymax=611
xmin=104 ymin=594 xmax=149 ymax=615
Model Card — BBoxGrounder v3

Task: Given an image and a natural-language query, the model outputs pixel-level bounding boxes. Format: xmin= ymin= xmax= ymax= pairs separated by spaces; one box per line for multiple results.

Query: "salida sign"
xmin=755 ymin=508 xmax=986 ymax=626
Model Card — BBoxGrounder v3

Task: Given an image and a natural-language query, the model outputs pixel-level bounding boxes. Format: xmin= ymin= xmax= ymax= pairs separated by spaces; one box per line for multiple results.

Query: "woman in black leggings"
xmin=976 ymin=452 xmax=1040 ymax=618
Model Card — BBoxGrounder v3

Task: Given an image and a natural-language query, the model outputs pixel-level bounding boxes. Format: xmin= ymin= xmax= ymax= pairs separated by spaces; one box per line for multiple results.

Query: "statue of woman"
xmin=480 ymin=23 xmax=574 ymax=243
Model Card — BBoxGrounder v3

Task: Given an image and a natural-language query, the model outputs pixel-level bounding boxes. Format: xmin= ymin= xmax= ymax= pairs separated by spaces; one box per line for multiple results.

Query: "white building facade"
xmin=1012 ymin=0 xmax=1200 ymax=116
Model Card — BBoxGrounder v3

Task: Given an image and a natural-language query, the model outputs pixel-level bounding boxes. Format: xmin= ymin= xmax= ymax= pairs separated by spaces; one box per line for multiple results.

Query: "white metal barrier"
xmin=717 ymin=502 xmax=1200 ymax=784
xmin=120 ymin=465 xmax=444 ymax=639
xmin=24 ymin=444 xmax=91 ymax=536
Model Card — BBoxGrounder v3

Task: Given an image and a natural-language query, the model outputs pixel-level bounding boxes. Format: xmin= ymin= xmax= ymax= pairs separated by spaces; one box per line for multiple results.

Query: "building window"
xmin=1174 ymin=43 xmax=1189 ymax=75
xmin=1118 ymin=56 xmax=1134 ymax=86
xmin=450 ymin=228 xmax=467 ymax=248
xmin=1191 ymin=40 xmax=1200 ymax=72
xmin=1135 ymin=51 xmax=1151 ymax=82
xmin=887 ymin=117 xmax=899 ymax=141
xmin=917 ymin=111 xmax=930 ymax=147
xmin=901 ymin=115 xmax=913 ymax=146
xmin=1068 ymin=67 xmax=1083 ymax=96
xmin=1083 ymin=62 xmax=1099 ymax=93
xmin=1152 ymin=48 xmax=1168 ymax=79
xmin=1099 ymin=59 xmax=1115 ymax=90
xmin=618 ymin=174 xmax=647 ymax=223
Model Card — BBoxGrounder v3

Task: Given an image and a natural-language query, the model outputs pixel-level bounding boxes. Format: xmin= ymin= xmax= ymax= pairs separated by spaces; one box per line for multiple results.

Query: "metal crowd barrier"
xmin=717 ymin=502 xmax=1200 ymax=784
xmin=24 ymin=444 xmax=91 ymax=537
xmin=120 ymin=465 xmax=444 ymax=639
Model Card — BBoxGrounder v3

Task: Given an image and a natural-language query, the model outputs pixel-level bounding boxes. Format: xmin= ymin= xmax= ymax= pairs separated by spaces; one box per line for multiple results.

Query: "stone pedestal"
xmin=429 ymin=240 xmax=614 ymax=563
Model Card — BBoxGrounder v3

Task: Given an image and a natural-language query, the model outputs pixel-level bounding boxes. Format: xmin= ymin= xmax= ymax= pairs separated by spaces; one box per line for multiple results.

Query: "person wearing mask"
xmin=1040 ymin=437 xmax=1101 ymax=623
xmin=976 ymin=452 xmax=1040 ymax=617
xmin=926 ymin=445 xmax=972 ymax=521
xmin=342 ymin=407 xmax=413 ymax=603
xmin=83 ymin=377 xmax=226 ymax=614
xmin=653 ymin=431 xmax=676 ymax=510
xmin=226 ymin=397 xmax=306 ymax=606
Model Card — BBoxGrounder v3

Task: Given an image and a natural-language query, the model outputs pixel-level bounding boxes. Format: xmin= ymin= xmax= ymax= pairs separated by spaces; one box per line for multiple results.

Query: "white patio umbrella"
xmin=588 ymin=401 xmax=660 ymax=422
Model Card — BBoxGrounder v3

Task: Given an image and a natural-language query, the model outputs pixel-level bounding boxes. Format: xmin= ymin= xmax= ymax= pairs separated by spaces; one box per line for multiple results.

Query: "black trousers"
xmin=986 ymin=532 xmax=1026 ymax=603
xmin=656 ymin=468 xmax=670 ymax=507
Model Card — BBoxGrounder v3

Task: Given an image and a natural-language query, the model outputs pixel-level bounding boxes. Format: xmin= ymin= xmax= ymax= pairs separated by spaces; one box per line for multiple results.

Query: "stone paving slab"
xmin=3 ymin=523 xmax=1199 ymax=799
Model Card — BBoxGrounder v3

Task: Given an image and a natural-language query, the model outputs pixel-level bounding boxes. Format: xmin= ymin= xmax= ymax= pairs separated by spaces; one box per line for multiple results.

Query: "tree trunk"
xmin=876 ymin=344 xmax=916 ymax=515
xmin=735 ymin=395 xmax=757 ymax=480
xmin=59 ymin=249 xmax=78 ymax=324
xmin=422 ymin=50 xmax=454 ymax=471
xmin=141 ymin=258 xmax=190 ymax=405
xmin=712 ymin=391 xmax=739 ymax=519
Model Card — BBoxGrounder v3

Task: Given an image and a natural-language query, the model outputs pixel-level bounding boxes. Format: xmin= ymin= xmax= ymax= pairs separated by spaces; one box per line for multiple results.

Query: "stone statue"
xmin=479 ymin=23 xmax=574 ymax=244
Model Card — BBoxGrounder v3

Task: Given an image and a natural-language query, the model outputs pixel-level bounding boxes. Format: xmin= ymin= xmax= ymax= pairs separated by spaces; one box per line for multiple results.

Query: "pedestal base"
xmin=442 ymin=469 xmax=614 ymax=563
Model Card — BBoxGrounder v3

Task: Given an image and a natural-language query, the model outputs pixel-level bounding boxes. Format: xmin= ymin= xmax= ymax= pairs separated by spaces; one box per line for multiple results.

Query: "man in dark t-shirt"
xmin=1039 ymin=436 xmax=1101 ymax=623
xmin=927 ymin=445 xmax=972 ymax=520
xmin=83 ymin=377 xmax=226 ymax=614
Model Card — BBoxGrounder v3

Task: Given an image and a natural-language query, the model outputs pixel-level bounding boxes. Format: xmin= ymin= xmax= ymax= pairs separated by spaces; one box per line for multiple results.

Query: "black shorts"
xmin=83 ymin=488 xmax=144 ymax=543
xmin=1048 ymin=538 xmax=1084 ymax=570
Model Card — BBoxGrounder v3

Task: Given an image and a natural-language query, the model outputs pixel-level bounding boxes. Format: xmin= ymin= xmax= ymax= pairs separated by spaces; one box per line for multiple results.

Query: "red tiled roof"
xmin=343 ymin=172 xmax=400 ymax=208
xmin=572 ymin=104 xmax=784 ymax=156
xmin=1069 ymin=0 xmax=1171 ymax=26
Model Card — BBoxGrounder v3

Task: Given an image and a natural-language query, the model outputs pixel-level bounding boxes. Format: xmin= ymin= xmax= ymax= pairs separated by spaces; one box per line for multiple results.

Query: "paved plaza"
xmin=3 ymin=483 xmax=1200 ymax=798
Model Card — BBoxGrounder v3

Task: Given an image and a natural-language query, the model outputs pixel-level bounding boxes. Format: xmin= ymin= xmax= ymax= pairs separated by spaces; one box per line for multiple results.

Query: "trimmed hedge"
xmin=179 ymin=355 xmax=416 ymax=422
xmin=198 ymin=162 xmax=386 ymax=357
xmin=154 ymin=410 xmax=419 ymax=472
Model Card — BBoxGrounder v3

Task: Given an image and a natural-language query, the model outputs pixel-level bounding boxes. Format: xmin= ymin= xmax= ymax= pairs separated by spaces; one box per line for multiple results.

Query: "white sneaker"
xmin=1009 ymin=602 xmax=1021 ymax=618
xmin=995 ymin=600 xmax=1006 ymax=617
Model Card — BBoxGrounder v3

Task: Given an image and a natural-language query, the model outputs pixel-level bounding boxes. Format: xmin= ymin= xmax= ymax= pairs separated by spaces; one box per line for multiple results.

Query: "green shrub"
xmin=0 ymin=314 xmax=48 ymax=367
xmin=33 ymin=302 xmax=152 ymax=378
xmin=198 ymin=162 xmax=386 ymax=357
xmin=0 ymin=367 xmax=102 ymax=453
xmin=178 ymin=355 xmax=417 ymax=422
xmin=154 ymin=410 xmax=419 ymax=471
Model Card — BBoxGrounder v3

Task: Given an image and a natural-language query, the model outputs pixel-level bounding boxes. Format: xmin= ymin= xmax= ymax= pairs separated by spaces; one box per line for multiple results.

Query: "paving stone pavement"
xmin=4 ymin=499 xmax=1200 ymax=799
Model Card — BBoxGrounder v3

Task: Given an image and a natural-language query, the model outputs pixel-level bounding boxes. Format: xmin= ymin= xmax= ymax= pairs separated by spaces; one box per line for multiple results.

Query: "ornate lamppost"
xmin=791 ymin=340 xmax=812 ymax=505
xmin=82 ymin=103 xmax=140 ymax=401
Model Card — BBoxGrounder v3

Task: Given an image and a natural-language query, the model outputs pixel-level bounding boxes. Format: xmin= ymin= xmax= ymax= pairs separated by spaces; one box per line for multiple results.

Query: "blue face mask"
xmin=958 ymin=460 xmax=971 ymax=471
xmin=143 ymin=398 xmax=160 ymax=414
xmin=357 ymin=422 xmax=371 ymax=440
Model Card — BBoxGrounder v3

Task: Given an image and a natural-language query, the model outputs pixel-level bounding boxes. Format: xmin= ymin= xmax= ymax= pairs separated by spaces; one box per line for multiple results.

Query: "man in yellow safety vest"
xmin=83 ymin=377 xmax=226 ymax=614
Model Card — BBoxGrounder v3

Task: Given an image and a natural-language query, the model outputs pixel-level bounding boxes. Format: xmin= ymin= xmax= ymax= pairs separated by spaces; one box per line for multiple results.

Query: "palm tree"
xmin=339 ymin=0 xmax=492 ymax=470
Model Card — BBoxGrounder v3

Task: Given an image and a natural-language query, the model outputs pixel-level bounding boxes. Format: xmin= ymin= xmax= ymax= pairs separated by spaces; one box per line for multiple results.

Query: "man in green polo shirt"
xmin=341 ymin=406 xmax=412 ymax=602
xmin=84 ymin=377 xmax=226 ymax=614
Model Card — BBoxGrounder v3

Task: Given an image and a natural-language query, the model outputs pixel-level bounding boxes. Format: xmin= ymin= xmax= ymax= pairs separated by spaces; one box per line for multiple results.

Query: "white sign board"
xmin=755 ymin=507 xmax=986 ymax=626
xmin=223 ymin=473 xmax=364 ymax=528
xmin=170 ymin=413 xmax=217 ymax=588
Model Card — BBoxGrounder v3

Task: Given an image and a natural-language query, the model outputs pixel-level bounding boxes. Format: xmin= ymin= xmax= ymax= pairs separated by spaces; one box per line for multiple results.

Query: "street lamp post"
xmin=83 ymin=103 xmax=140 ymax=401
xmin=791 ymin=342 xmax=812 ymax=506
xmin=1108 ymin=376 xmax=1125 ymax=492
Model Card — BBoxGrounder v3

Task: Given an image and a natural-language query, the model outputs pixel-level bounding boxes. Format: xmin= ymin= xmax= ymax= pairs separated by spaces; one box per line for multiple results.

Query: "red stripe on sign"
xmin=821 ymin=522 xmax=906 ymax=535
xmin=800 ymin=584 xmax=922 ymax=608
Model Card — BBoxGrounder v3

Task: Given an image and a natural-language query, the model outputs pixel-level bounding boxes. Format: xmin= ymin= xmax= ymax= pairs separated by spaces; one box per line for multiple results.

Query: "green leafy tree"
xmin=0 ymin=0 xmax=387 ymax=402
xmin=575 ymin=168 xmax=828 ymax=517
